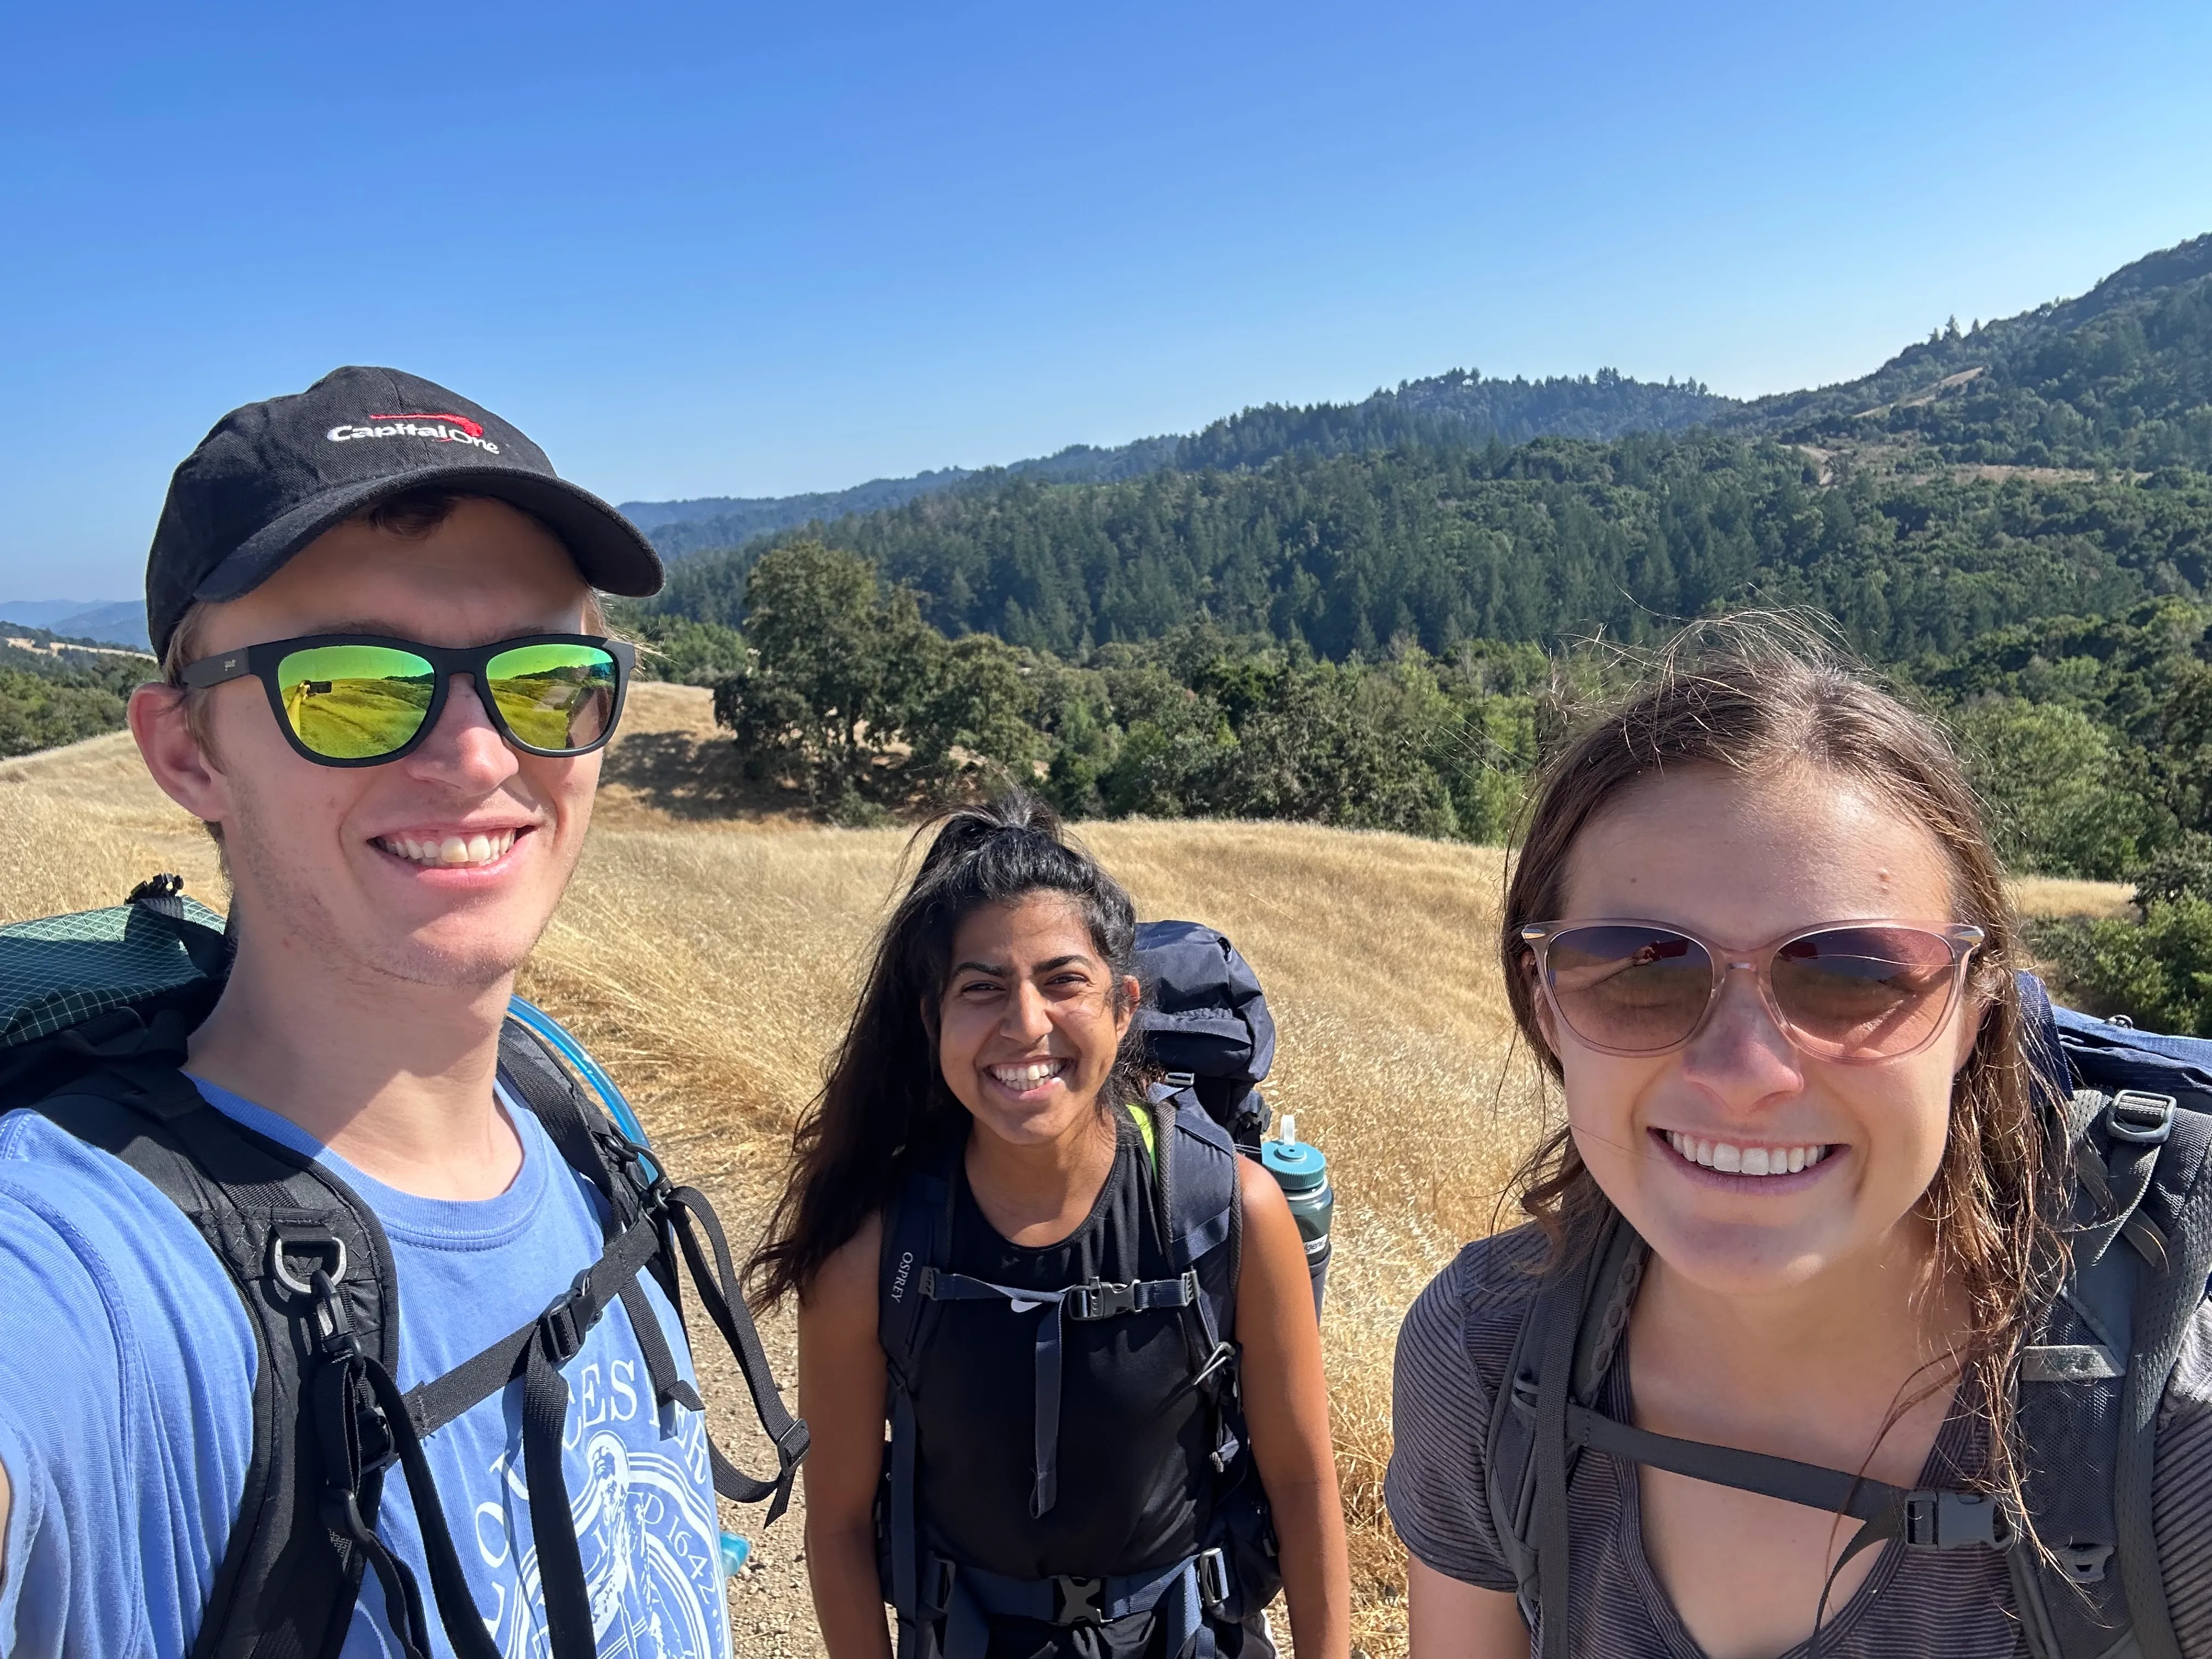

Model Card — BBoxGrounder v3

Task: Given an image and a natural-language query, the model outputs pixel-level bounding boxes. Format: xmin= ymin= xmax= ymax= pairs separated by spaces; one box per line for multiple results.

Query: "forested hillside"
xmin=657 ymin=435 xmax=2212 ymax=663
xmin=628 ymin=368 xmax=1731 ymax=556
xmin=1734 ymin=233 xmax=2212 ymax=469
xmin=0 ymin=627 xmax=151 ymax=757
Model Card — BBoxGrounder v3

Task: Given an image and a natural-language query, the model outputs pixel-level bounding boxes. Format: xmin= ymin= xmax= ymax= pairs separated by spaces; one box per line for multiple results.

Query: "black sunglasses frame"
xmin=180 ymin=632 xmax=636 ymax=768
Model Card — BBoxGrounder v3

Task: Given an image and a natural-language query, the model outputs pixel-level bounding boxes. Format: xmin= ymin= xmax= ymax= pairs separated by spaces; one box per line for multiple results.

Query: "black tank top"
xmin=912 ymin=1116 xmax=1212 ymax=1581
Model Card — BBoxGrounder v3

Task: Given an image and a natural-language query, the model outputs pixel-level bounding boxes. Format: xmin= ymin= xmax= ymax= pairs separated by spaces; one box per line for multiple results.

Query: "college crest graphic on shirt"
xmin=472 ymin=1358 xmax=730 ymax=1658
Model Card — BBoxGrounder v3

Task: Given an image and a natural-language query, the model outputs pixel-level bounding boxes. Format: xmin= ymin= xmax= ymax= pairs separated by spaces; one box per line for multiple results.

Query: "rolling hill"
xmin=629 ymin=231 xmax=2212 ymax=567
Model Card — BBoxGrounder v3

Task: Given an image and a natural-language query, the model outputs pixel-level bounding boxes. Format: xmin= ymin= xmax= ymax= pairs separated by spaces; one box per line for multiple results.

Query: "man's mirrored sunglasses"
xmin=182 ymin=633 xmax=634 ymax=766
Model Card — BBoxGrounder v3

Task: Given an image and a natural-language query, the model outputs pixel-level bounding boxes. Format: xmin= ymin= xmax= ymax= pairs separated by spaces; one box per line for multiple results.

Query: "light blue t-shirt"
xmin=0 ymin=1079 xmax=736 ymax=1659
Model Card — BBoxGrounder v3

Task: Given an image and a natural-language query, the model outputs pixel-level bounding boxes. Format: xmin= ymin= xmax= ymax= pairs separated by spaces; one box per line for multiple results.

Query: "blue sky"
xmin=3 ymin=1 xmax=2209 ymax=599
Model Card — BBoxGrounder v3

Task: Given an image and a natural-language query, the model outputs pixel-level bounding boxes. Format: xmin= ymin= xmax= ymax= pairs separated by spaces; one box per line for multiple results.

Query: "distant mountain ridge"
xmin=629 ymin=231 xmax=2212 ymax=561
xmin=623 ymin=369 xmax=1734 ymax=557
xmin=0 ymin=600 xmax=149 ymax=652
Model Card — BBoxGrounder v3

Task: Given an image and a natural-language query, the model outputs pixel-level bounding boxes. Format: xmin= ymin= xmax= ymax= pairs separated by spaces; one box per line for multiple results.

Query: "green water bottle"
xmin=1261 ymin=1113 xmax=1333 ymax=1319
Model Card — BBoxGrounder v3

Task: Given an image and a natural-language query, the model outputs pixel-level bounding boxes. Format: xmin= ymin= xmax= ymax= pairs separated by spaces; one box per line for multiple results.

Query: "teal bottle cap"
xmin=1262 ymin=1137 xmax=1327 ymax=1188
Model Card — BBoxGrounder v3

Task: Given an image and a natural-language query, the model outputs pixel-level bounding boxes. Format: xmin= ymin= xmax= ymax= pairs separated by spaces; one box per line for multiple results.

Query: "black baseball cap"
xmin=146 ymin=365 xmax=663 ymax=660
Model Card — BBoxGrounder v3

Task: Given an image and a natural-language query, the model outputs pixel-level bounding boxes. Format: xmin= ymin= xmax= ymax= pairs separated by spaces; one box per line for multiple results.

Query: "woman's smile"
xmin=1650 ymin=1126 xmax=1844 ymax=1192
xmin=982 ymin=1055 xmax=1073 ymax=1100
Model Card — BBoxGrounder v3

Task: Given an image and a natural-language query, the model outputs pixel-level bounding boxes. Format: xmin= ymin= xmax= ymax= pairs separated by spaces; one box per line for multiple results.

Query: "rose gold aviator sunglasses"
xmin=1519 ymin=918 xmax=1986 ymax=1063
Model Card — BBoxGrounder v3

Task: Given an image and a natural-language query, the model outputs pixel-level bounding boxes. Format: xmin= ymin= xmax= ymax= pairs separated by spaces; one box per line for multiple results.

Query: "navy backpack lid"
xmin=2019 ymin=969 xmax=2212 ymax=1108
xmin=1133 ymin=921 xmax=1276 ymax=1086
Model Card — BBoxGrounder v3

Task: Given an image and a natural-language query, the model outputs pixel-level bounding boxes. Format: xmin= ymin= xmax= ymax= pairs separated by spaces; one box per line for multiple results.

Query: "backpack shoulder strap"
xmin=24 ymin=1050 xmax=405 ymax=1659
xmin=880 ymin=1147 xmax=960 ymax=1658
xmin=1482 ymin=1209 xmax=1640 ymax=1640
xmin=2004 ymin=1084 xmax=2212 ymax=1659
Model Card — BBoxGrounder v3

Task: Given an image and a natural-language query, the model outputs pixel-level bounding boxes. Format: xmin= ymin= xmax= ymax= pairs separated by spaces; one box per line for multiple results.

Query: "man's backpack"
xmin=871 ymin=919 xmax=1284 ymax=1659
xmin=0 ymin=877 xmax=809 ymax=1659
xmin=1483 ymin=971 xmax=2212 ymax=1659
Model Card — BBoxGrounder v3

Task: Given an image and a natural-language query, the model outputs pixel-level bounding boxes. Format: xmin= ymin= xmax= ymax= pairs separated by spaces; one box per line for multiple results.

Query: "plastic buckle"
xmin=2108 ymin=1091 xmax=2176 ymax=1144
xmin=1903 ymin=1489 xmax=2005 ymax=1549
xmin=1068 ymin=1280 xmax=1138 ymax=1321
xmin=2057 ymin=1542 xmax=2114 ymax=1583
xmin=775 ymin=1417 xmax=812 ymax=1468
xmin=923 ymin=1558 xmax=956 ymax=1617
xmin=1197 ymin=1547 xmax=1232 ymax=1613
xmin=1051 ymin=1575 xmax=1105 ymax=1626
xmin=538 ymin=1268 xmax=595 ymax=1364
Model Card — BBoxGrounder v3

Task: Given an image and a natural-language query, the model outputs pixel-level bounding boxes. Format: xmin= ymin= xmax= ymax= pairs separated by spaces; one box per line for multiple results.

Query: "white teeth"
xmin=377 ymin=830 xmax=516 ymax=868
xmin=990 ymin=1059 xmax=1065 ymax=1087
xmin=1666 ymin=1131 xmax=1830 ymax=1177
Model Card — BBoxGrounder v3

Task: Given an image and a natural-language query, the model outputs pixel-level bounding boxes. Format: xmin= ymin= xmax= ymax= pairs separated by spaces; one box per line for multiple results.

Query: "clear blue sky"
xmin=4 ymin=0 xmax=2209 ymax=599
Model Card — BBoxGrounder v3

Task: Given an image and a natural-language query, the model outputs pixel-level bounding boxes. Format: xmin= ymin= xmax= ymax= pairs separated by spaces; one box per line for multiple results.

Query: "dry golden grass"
xmin=2009 ymin=874 xmax=2134 ymax=919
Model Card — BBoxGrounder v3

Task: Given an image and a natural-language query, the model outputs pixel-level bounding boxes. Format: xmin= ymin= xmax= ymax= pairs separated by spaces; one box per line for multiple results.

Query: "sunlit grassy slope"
xmin=0 ymin=685 xmax=2137 ymax=1656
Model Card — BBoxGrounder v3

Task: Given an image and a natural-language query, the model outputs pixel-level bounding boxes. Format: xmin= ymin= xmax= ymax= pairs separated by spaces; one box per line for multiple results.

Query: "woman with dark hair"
xmin=753 ymin=793 xmax=1348 ymax=1659
xmin=1386 ymin=625 xmax=2212 ymax=1658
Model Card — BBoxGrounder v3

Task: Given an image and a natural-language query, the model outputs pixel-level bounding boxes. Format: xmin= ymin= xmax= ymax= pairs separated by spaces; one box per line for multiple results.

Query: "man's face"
xmin=137 ymin=499 xmax=603 ymax=990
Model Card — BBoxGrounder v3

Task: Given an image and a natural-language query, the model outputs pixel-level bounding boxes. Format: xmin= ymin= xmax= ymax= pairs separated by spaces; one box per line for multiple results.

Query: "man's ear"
xmin=129 ymin=682 xmax=229 ymax=824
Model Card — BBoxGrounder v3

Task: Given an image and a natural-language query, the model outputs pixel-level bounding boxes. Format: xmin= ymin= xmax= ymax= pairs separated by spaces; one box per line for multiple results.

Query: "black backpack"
xmin=0 ymin=878 xmax=808 ymax=1659
xmin=1484 ymin=971 xmax=2212 ymax=1659
xmin=871 ymin=920 xmax=1284 ymax=1659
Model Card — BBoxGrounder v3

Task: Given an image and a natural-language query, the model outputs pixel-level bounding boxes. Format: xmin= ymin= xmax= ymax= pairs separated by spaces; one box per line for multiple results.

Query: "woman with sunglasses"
xmin=1386 ymin=629 xmax=2212 ymax=1659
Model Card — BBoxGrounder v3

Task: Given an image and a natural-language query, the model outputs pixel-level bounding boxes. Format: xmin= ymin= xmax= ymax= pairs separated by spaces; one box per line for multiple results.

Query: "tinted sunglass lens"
xmin=483 ymin=642 xmax=620 ymax=753
xmin=1546 ymin=925 xmax=1714 ymax=1053
xmin=1771 ymin=927 xmax=1958 ymax=1059
xmin=275 ymin=645 xmax=436 ymax=760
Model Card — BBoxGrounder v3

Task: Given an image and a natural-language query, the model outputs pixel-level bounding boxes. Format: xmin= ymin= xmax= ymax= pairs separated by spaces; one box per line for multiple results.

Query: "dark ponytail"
xmin=747 ymin=791 xmax=1144 ymax=1308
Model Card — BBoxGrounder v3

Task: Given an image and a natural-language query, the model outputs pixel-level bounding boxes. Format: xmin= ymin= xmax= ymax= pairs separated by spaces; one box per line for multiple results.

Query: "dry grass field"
xmin=0 ymin=684 xmax=2139 ymax=1657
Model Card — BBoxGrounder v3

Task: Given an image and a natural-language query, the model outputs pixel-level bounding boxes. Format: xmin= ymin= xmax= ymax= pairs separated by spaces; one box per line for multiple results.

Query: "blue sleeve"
xmin=0 ymin=1114 xmax=257 ymax=1659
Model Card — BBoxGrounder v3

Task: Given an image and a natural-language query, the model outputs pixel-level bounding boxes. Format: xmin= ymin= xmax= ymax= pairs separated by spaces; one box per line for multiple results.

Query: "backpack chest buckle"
xmin=1067 ymin=1280 xmax=1137 ymax=1321
xmin=1050 ymin=1575 xmax=1105 ymax=1624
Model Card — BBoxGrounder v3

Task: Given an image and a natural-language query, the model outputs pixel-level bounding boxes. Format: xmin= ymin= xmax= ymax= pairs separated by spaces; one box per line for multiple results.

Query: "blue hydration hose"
xmin=506 ymin=994 xmax=652 ymax=1147
xmin=505 ymin=996 xmax=753 ymax=1573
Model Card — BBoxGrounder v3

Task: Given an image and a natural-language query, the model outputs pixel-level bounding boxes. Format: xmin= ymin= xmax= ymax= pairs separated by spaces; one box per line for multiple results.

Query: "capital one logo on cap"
xmin=325 ymin=412 xmax=501 ymax=454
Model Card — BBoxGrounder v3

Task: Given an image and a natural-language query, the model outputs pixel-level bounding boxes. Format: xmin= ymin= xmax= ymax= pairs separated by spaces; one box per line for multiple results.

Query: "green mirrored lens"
xmin=484 ymin=642 xmax=619 ymax=752
xmin=275 ymin=645 xmax=436 ymax=759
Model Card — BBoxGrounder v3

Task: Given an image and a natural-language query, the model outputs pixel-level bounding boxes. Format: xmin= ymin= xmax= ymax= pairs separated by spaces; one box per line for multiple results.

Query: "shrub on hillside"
xmin=2030 ymin=833 xmax=2212 ymax=1032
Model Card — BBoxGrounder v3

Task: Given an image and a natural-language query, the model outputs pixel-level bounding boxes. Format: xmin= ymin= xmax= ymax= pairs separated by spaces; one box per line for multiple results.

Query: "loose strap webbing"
xmin=664 ymin=1186 xmax=811 ymax=1514
xmin=922 ymin=1267 xmax=1198 ymax=1516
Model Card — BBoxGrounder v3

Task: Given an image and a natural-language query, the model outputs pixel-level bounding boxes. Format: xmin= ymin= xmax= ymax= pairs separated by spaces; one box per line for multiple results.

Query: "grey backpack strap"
xmin=1482 ymin=1210 xmax=1642 ymax=1651
xmin=2112 ymin=1093 xmax=2212 ymax=1659
xmin=2008 ymin=1086 xmax=2212 ymax=1659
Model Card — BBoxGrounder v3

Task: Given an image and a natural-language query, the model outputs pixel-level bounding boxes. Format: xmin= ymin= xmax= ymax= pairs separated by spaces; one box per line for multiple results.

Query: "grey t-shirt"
xmin=1385 ymin=1223 xmax=2212 ymax=1658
